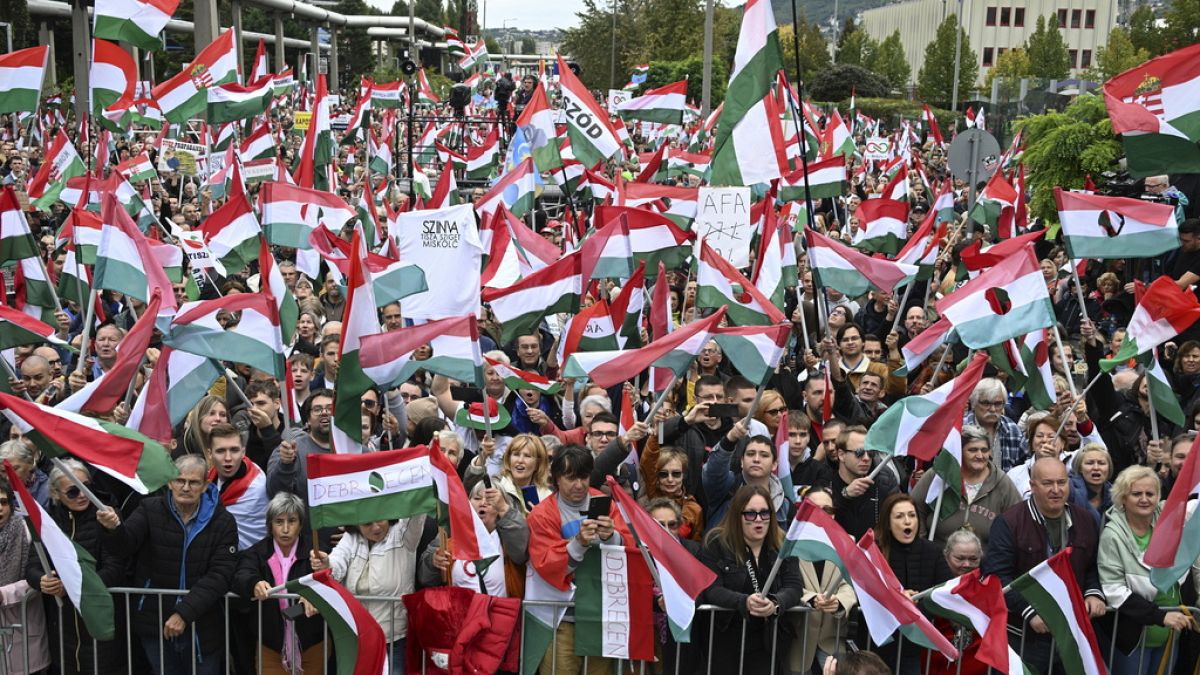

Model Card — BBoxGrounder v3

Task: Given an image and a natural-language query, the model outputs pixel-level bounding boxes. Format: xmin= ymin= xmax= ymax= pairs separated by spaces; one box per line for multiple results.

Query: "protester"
xmin=0 ymin=474 xmax=50 ymax=674
xmin=419 ymin=481 xmax=529 ymax=596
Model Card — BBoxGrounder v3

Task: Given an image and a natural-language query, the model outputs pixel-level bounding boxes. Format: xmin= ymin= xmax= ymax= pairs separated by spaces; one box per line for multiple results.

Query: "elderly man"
xmin=115 ymin=455 xmax=239 ymax=675
xmin=965 ymin=378 xmax=1027 ymax=472
xmin=982 ymin=457 xmax=1106 ymax=674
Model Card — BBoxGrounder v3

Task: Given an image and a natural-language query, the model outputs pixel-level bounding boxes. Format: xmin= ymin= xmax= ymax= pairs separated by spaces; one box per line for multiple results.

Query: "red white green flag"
xmin=616 ymin=79 xmax=688 ymax=125
xmin=284 ymin=569 xmax=389 ymax=675
xmin=93 ymin=0 xmax=179 ymax=51
xmin=90 ymin=38 xmax=137 ymax=114
xmin=27 ymin=131 xmax=86 ymax=210
xmin=60 ymin=290 xmax=162 ymax=415
xmin=1100 ymin=276 xmax=1200 ymax=371
xmin=1102 ymin=44 xmax=1200 ymax=177
xmin=359 ymin=316 xmax=483 ymax=388
xmin=556 ymin=54 xmax=625 ymax=167
xmin=695 ymin=240 xmax=787 ymax=326
xmin=200 ymin=192 xmax=262 ymax=275
xmin=562 ymin=309 xmax=726 ymax=388
xmin=1055 ymin=188 xmax=1178 ymax=259
xmin=1147 ymin=433 xmax=1200 ymax=591
xmin=3 ymin=460 xmax=115 ymax=642
xmin=1009 ymin=549 xmax=1107 ymax=675
xmin=851 ymin=198 xmax=909 ymax=254
xmin=936 ymin=248 xmax=1054 ymax=349
xmin=922 ymin=571 xmax=1032 ymax=675
xmin=484 ymin=355 xmax=561 ymax=395
xmin=574 ymin=543 xmax=655 ymax=661
xmin=0 ymin=46 xmax=49 ymax=114
xmin=481 ymin=252 xmax=582 ymax=344
xmin=332 ymin=230 xmax=379 ymax=454
xmin=161 ymin=293 xmax=285 ymax=378
xmin=806 ymin=228 xmax=917 ymax=297
xmin=151 ymin=30 xmax=239 ymax=123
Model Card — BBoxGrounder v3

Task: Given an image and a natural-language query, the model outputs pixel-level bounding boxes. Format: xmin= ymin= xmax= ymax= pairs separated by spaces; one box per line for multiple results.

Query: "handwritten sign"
xmin=693 ymin=187 xmax=752 ymax=268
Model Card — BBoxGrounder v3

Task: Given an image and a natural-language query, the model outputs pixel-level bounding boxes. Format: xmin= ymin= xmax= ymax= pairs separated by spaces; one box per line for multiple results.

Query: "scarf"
xmin=0 ymin=515 xmax=29 ymax=586
xmin=268 ymin=540 xmax=300 ymax=672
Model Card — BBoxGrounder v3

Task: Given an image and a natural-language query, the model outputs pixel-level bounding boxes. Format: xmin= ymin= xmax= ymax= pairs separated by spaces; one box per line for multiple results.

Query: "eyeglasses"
xmin=658 ymin=520 xmax=679 ymax=530
xmin=657 ymin=470 xmax=683 ymax=479
xmin=763 ymin=407 xmax=788 ymax=416
xmin=310 ymin=405 xmax=333 ymax=414
xmin=171 ymin=478 xmax=206 ymax=489
xmin=589 ymin=430 xmax=618 ymax=439
xmin=741 ymin=509 xmax=772 ymax=522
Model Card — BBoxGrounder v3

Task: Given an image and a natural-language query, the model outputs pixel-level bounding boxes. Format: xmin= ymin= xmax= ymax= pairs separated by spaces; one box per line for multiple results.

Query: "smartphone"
xmin=706 ymin=403 xmax=740 ymax=418
xmin=481 ymin=472 xmax=493 ymax=489
xmin=586 ymin=495 xmax=612 ymax=520
xmin=450 ymin=385 xmax=484 ymax=404
xmin=522 ymin=485 xmax=541 ymax=511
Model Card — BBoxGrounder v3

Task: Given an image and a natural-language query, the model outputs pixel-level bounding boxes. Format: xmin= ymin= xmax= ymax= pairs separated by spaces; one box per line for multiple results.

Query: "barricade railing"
xmin=6 ymin=585 xmax=1197 ymax=675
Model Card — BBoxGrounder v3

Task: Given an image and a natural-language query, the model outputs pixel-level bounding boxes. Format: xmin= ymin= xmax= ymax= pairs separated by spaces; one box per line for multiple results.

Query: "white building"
xmin=859 ymin=0 xmax=1118 ymax=85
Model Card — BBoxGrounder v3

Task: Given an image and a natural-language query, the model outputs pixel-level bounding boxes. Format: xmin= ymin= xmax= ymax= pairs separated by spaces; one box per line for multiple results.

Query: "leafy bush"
xmin=809 ymin=64 xmax=890 ymax=101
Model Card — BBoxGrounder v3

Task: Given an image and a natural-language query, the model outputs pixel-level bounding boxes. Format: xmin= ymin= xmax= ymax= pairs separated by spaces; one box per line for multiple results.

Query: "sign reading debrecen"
xmin=863 ymin=136 xmax=892 ymax=161
xmin=395 ymin=203 xmax=483 ymax=320
xmin=693 ymin=187 xmax=752 ymax=268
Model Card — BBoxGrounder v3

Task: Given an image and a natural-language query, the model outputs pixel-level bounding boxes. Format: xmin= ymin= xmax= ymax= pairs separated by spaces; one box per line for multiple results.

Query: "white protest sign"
xmin=395 ymin=203 xmax=483 ymax=320
xmin=863 ymin=136 xmax=892 ymax=161
xmin=693 ymin=187 xmax=752 ymax=268
xmin=607 ymin=89 xmax=632 ymax=114
xmin=177 ymin=231 xmax=222 ymax=273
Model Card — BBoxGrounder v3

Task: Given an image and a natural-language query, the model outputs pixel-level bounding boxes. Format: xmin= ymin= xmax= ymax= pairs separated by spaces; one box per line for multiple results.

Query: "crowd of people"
xmin=1 ymin=51 xmax=1200 ymax=675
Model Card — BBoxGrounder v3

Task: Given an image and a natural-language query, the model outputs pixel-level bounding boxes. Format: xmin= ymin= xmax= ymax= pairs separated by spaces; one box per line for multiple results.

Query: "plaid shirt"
xmin=963 ymin=411 xmax=1027 ymax=472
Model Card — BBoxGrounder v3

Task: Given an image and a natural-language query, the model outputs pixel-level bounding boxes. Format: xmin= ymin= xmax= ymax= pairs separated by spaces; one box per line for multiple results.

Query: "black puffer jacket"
xmin=885 ymin=538 xmax=953 ymax=593
xmin=26 ymin=503 xmax=126 ymax=674
xmin=114 ymin=486 xmax=238 ymax=657
xmin=232 ymin=534 xmax=325 ymax=653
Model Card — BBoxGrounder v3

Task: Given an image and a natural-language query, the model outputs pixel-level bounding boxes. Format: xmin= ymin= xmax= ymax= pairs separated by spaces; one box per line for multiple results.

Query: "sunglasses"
xmin=657 ymin=470 xmax=683 ymax=480
xmin=64 ymin=485 xmax=89 ymax=500
xmin=741 ymin=509 xmax=772 ymax=522
xmin=846 ymin=448 xmax=870 ymax=458
xmin=659 ymin=520 xmax=679 ymax=530
xmin=763 ymin=407 xmax=788 ymax=416
xmin=361 ymin=399 xmax=378 ymax=409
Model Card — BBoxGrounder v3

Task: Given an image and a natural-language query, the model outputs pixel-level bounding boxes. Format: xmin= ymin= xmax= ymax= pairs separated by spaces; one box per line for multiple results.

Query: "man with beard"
xmin=266 ymin=389 xmax=334 ymax=505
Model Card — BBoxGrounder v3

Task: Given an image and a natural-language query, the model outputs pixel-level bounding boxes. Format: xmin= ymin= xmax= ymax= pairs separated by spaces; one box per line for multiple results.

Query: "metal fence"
xmin=1 ymin=586 xmax=1195 ymax=675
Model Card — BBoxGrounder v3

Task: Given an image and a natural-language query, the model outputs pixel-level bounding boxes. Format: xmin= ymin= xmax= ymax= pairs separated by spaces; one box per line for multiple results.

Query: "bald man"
xmin=17 ymin=355 xmax=67 ymax=405
xmin=983 ymin=457 xmax=1106 ymax=672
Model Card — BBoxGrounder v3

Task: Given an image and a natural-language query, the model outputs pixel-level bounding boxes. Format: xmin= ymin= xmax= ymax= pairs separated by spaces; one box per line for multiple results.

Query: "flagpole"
xmin=927 ymin=340 xmax=953 ymax=388
xmin=794 ymin=286 xmax=811 ymax=353
xmin=1070 ymin=262 xmax=1090 ymax=325
xmin=890 ymin=282 xmax=916 ymax=335
xmin=1050 ymin=324 xmax=1078 ymax=401
xmin=0 ymin=358 xmax=33 ymax=401
xmin=1054 ymin=370 xmax=1104 ymax=438
xmin=123 ymin=353 xmax=149 ymax=409
xmin=26 ymin=533 xmax=64 ymax=609
xmin=740 ymin=380 xmax=768 ymax=429
xmin=609 ymin=490 xmax=664 ymax=590
xmin=927 ymin=490 xmax=944 ymax=541
xmin=74 ymin=285 xmax=100 ymax=376
xmin=760 ymin=548 xmax=786 ymax=595
xmin=217 ymin=362 xmax=254 ymax=408
xmin=642 ymin=373 xmax=678 ymax=424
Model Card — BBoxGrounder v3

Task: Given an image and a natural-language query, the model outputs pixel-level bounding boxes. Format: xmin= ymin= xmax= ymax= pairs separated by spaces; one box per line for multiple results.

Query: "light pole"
xmin=0 ymin=22 xmax=12 ymax=53
xmin=610 ymin=0 xmax=618 ymax=89
xmin=701 ymin=0 xmax=714 ymax=116
xmin=950 ymin=0 xmax=964 ymax=111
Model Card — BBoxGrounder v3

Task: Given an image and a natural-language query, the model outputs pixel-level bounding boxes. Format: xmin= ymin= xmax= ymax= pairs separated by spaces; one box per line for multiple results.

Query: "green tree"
xmin=837 ymin=17 xmax=859 ymax=50
xmin=1084 ymin=27 xmax=1149 ymax=81
xmin=837 ymin=29 xmax=878 ymax=68
xmin=780 ymin=17 xmax=831 ymax=86
xmin=560 ymin=0 xmax=647 ymax=90
xmin=640 ymin=55 xmax=727 ymax=102
xmin=1127 ymin=5 xmax=1163 ymax=57
xmin=637 ymin=0 xmax=706 ymax=63
xmin=867 ymin=30 xmax=910 ymax=90
xmin=810 ymin=64 xmax=890 ymax=100
xmin=0 ymin=0 xmax=34 ymax=49
xmin=1025 ymin=15 xmax=1071 ymax=80
xmin=917 ymin=14 xmax=977 ymax=105
xmin=984 ymin=47 xmax=1031 ymax=98
xmin=390 ymin=0 xmax=410 ymax=15
xmin=1163 ymin=0 xmax=1200 ymax=52
xmin=414 ymin=0 xmax=443 ymax=23
xmin=1017 ymin=94 xmax=1120 ymax=223
xmin=484 ymin=36 xmax=502 ymax=55
xmin=332 ymin=0 xmax=380 ymax=92
xmin=520 ymin=37 xmax=537 ymax=55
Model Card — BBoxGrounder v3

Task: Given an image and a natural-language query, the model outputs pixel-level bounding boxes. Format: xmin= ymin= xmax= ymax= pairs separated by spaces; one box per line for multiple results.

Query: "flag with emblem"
xmin=1102 ymin=44 xmax=1200 ymax=177
xmin=1055 ymin=188 xmax=1178 ymax=259
xmin=151 ymin=30 xmax=239 ymax=123
xmin=1101 ymin=276 xmax=1200 ymax=371
xmin=515 ymin=84 xmax=563 ymax=173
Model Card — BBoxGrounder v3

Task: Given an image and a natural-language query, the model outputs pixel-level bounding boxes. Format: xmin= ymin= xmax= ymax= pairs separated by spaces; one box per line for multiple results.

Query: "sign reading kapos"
xmin=693 ymin=187 xmax=752 ymax=268
xmin=864 ymin=136 xmax=892 ymax=161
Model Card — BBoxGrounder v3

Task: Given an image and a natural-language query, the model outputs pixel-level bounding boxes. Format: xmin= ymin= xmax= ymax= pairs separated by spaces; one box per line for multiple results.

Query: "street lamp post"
xmin=950 ymin=0 xmax=964 ymax=111
xmin=611 ymin=0 xmax=618 ymax=89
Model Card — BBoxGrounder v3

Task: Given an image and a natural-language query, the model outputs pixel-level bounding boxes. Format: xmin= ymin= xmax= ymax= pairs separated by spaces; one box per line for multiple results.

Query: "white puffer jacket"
xmin=329 ymin=515 xmax=426 ymax=643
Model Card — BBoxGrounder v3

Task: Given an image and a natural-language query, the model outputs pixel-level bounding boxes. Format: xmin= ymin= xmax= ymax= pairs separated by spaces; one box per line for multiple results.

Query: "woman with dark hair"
xmin=1172 ymin=340 xmax=1200 ymax=410
xmin=870 ymin=493 xmax=952 ymax=675
xmin=700 ymin=484 xmax=804 ymax=674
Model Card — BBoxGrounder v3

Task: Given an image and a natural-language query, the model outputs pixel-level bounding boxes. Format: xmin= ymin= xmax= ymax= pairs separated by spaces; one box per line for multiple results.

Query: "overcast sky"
xmin=363 ymin=0 xmax=582 ymax=32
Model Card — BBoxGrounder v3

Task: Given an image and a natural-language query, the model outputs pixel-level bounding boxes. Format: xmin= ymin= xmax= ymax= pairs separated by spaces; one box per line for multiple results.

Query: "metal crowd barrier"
xmin=2 ymin=586 xmax=1197 ymax=675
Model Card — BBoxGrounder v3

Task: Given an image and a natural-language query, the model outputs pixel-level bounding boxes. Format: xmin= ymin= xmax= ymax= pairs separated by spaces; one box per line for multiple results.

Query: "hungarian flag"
xmin=1102 ymin=44 xmax=1200 ymax=177
xmin=556 ymin=54 xmax=624 ymax=168
xmin=1143 ymin=350 xmax=1185 ymax=426
xmin=2 ymin=460 xmax=115 ymax=641
xmin=922 ymin=570 xmax=1030 ymax=675
xmin=619 ymin=182 xmax=700 ymax=228
xmin=259 ymin=181 xmax=356 ymax=250
xmin=416 ymin=68 xmax=439 ymax=104
xmin=751 ymin=201 xmax=787 ymax=309
xmin=960 ymin=230 xmax=1045 ymax=274
xmin=151 ymin=30 xmax=239 ymax=123
xmin=0 ymin=187 xmax=39 ymax=262
xmin=866 ymin=352 xmax=989 ymax=519
xmin=936 ymin=248 xmax=1054 ymax=349
xmin=922 ymin=103 xmax=945 ymax=146
xmin=1008 ymin=549 xmax=1107 ymax=675
xmin=200 ymin=192 xmax=262 ymax=275
xmin=779 ymin=155 xmax=847 ymax=202
xmin=0 ymin=392 xmax=177 ymax=493
xmin=806 ymin=228 xmax=917 ymax=297
xmin=563 ymin=308 xmax=726 ymax=388
xmin=574 ymin=544 xmax=655 ymax=661
xmin=592 ymin=205 xmax=694 ymax=275
xmin=285 ymin=569 xmax=389 ymax=675
xmin=822 ymin=109 xmax=855 ymax=159
xmin=557 ymin=299 xmax=619 ymax=364
xmin=207 ymin=79 xmax=274 ymax=125
xmin=293 ymin=75 xmax=335 ymax=191
xmin=484 ymin=355 xmax=561 ymax=395
xmin=857 ymin=530 xmax=961 ymax=656
xmin=481 ymin=252 xmax=582 ymax=344
xmin=308 ymin=225 xmax=427 ymax=308
xmin=90 ymin=38 xmax=136 ymax=113
xmin=258 ymin=238 xmax=298 ymax=344
xmin=1147 ymin=433 xmax=1200 ymax=592
xmin=521 ymin=566 xmax=574 ymax=675
xmin=666 ymin=149 xmax=711 ymax=181
xmin=465 ymin=125 xmax=501 ymax=180
xmin=580 ymin=211 xmax=635 ymax=281
xmin=609 ymin=261 xmax=646 ymax=348
xmin=1100 ymin=276 xmax=1200 ymax=371
xmin=428 ymin=441 xmax=502 ymax=562
xmin=161 ymin=293 xmax=286 ymax=378
xmin=476 ymin=158 xmax=537 ymax=220
xmin=308 ymin=447 xmax=438 ymax=528
xmin=779 ymin=500 xmax=957 ymax=658
xmin=617 ymin=79 xmax=688 ymax=125
xmin=1017 ymin=329 xmax=1057 ymax=412
xmin=59 ymin=290 xmax=162 ymax=415
xmin=480 ymin=206 xmax=557 ymax=288
xmin=241 ymin=122 xmax=276 ymax=161
xmin=370 ymin=80 xmax=404 ymax=108
xmin=0 ymin=46 xmax=49 ymax=114
xmin=968 ymin=171 xmax=1018 ymax=240
xmin=515 ymin=85 xmax=563 ymax=173
xmin=248 ymin=38 xmax=268 ymax=83
xmin=711 ymin=324 xmax=790 ymax=385
xmin=331 ymin=229 xmax=378 ymax=454
xmin=93 ymin=0 xmax=179 ymax=51
xmin=894 ymin=200 xmax=945 ymax=278
xmin=95 ymin=192 xmax=178 ymax=311
xmin=0 ymin=304 xmax=71 ymax=350
xmin=880 ymin=165 xmax=909 ymax=201
xmin=710 ymin=0 xmax=787 ymax=185
xmin=1055 ymin=188 xmax=1178 ymax=259
xmin=27 ymin=131 xmax=86 ymax=210
xmin=851 ymin=198 xmax=909 ymax=255
xmin=114 ymin=152 xmax=157 ymax=184
xmin=695 ymin=240 xmax=787 ymax=325
xmin=127 ymin=348 xmax=223 ymax=444
xmin=359 ymin=316 xmax=484 ymax=389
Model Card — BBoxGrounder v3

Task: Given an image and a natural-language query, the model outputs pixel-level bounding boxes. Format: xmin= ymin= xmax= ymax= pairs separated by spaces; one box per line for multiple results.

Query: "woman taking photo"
xmin=233 ymin=493 xmax=325 ymax=675
xmin=700 ymin=484 xmax=803 ymax=674
xmin=30 ymin=460 xmax=124 ymax=675
xmin=1098 ymin=465 xmax=1200 ymax=675
xmin=911 ymin=425 xmax=1021 ymax=548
